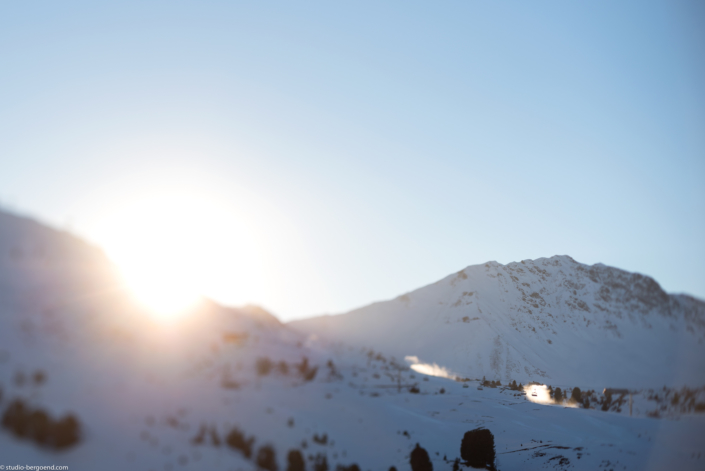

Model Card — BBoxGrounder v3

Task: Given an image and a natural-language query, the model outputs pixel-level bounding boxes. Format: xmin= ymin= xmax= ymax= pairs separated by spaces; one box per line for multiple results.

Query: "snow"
xmin=291 ymin=256 xmax=705 ymax=389
xmin=1 ymin=209 xmax=704 ymax=470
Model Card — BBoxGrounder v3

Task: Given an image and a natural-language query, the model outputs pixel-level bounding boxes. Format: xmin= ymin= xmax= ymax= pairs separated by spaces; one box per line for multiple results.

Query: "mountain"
xmin=290 ymin=256 xmax=705 ymax=389
xmin=1 ymin=209 xmax=704 ymax=471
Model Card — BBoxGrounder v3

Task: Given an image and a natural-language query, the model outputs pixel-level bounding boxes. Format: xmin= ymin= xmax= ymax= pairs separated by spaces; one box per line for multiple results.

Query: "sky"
xmin=1 ymin=1 xmax=703 ymax=321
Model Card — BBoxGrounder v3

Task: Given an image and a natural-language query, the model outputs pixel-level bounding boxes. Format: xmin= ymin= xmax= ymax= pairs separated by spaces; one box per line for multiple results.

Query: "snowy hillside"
xmin=290 ymin=257 xmax=705 ymax=389
xmin=1 ymin=209 xmax=704 ymax=470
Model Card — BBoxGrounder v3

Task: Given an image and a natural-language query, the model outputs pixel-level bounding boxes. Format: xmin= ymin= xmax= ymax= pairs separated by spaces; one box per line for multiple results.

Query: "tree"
xmin=570 ymin=387 xmax=582 ymax=404
xmin=554 ymin=387 xmax=563 ymax=403
xmin=460 ymin=428 xmax=496 ymax=471
xmin=671 ymin=392 xmax=680 ymax=406
xmin=287 ymin=449 xmax=305 ymax=471
xmin=410 ymin=443 xmax=433 ymax=471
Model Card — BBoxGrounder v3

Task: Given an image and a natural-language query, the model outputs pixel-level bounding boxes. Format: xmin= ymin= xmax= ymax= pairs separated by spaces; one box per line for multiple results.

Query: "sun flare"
xmin=94 ymin=189 xmax=265 ymax=320
xmin=124 ymin=266 xmax=201 ymax=318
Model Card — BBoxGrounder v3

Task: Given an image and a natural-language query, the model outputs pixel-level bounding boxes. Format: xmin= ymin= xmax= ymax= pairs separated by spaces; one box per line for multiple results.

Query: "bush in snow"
xmin=1 ymin=398 xmax=81 ymax=450
xmin=298 ymin=357 xmax=318 ymax=382
xmin=257 ymin=357 xmax=274 ymax=376
xmin=335 ymin=464 xmax=360 ymax=471
xmin=460 ymin=428 xmax=496 ymax=471
xmin=256 ymin=444 xmax=278 ymax=471
xmin=312 ymin=453 xmax=328 ymax=471
xmin=53 ymin=414 xmax=80 ymax=449
xmin=410 ymin=443 xmax=433 ymax=471
xmin=287 ymin=449 xmax=306 ymax=471
xmin=226 ymin=427 xmax=255 ymax=458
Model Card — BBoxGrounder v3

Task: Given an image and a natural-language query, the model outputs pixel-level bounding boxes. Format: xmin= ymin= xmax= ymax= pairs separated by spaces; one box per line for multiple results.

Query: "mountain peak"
xmin=291 ymin=256 xmax=705 ymax=389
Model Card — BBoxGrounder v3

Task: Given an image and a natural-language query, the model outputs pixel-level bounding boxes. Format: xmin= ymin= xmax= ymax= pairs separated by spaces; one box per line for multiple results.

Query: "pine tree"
xmin=554 ymin=387 xmax=563 ymax=403
xmin=410 ymin=443 xmax=433 ymax=471
xmin=570 ymin=387 xmax=582 ymax=403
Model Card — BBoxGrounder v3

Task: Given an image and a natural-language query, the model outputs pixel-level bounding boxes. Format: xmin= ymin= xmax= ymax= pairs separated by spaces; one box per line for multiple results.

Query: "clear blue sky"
xmin=1 ymin=1 xmax=703 ymax=320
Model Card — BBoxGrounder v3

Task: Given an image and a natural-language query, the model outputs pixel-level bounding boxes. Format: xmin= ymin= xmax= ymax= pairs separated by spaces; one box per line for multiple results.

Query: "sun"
xmin=122 ymin=260 xmax=202 ymax=318
xmin=109 ymin=197 xmax=206 ymax=318
xmin=93 ymin=189 xmax=265 ymax=320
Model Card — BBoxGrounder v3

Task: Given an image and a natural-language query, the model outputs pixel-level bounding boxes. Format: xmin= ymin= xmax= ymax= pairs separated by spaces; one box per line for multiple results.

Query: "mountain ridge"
xmin=290 ymin=255 xmax=705 ymax=389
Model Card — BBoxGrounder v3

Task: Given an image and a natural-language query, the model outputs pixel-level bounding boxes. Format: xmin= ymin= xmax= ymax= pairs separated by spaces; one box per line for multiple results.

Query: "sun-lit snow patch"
xmin=404 ymin=355 xmax=458 ymax=379
xmin=524 ymin=384 xmax=578 ymax=408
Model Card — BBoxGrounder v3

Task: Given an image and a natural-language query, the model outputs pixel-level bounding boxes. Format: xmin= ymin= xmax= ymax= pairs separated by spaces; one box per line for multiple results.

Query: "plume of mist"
xmin=404 ymin=355 xmax=458 ymax=379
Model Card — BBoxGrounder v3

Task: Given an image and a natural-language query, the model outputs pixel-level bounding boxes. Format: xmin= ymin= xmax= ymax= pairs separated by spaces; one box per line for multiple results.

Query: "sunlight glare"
xmin=524 ymin=384 xmax=578 ymax=407
xmin=94 ymin=188 xmax=264 ymax=319
xmin=405 ymin=355 xmax=458 ymax=379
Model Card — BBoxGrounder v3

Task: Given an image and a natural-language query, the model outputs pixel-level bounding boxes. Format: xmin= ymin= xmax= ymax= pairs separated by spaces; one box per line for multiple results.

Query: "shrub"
xmin=226 ymin=427 xmax=255 ymax=458
xmin=256 ymin=444 xmax=277 ymax=471
xmin=287 ymin=449 xmax=306 ymax=471
xmin=33 ymin=370 xmax=47 ymax=386
xmin=298 ymin=358 xmax=318 ymax=381
xmin=312 ymin=453 xmax=328 ymax=471
xmin=191 ymin=424 xmax=207 ymax=445
xmin=1 ymin=399 xmax=81 ymax=450
xmin=28 ymin=410 xmax=50 ymax=444
xmin=410 ymin=443 xmax=433 ymax=471
xmin=460 ymin=428 xmax=496 ymax=471
xmin=210 ymin=427 xmax=221 ymax=447
xmin=335 ymin=465 xmax=360 ymax=471
xmin=53 ymin=414 xmax=80 ymax=449
xmin=257 ymin=357 xmax=273 ymax=376
xmin=601 ymin=392 xmax=612 ymax=411
xmin=2 ymin=399 xmax=29 ymax=437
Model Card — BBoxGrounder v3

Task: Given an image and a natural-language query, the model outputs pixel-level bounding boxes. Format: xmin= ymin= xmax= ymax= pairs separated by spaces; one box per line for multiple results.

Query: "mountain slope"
xmin=2 ymin=210 xmax=704 ymax=470
xmin=290 ymin=256 xmax=705 ymax=389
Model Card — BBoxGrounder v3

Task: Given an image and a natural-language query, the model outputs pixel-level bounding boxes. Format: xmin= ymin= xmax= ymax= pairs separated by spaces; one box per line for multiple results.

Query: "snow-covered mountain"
xmin=1 ymin=209 xmax=704 ymax=470
xmin=291 ymin=256 xmax=705 ymax=389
